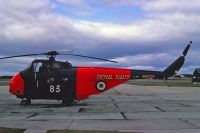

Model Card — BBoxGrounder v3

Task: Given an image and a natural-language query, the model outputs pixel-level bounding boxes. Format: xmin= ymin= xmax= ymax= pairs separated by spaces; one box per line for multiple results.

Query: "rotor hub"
xmin=46 ymin=51 xmax=58 ymax=61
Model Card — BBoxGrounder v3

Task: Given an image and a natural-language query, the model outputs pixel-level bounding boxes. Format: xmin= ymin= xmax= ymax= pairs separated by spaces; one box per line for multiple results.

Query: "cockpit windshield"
xmin=25 ymin=60 xmax=72 ymax=73
xmin=51 ymin=62 xmax=65 ymax=69
xmin=47 ymin=61 xmax=72 ymax=70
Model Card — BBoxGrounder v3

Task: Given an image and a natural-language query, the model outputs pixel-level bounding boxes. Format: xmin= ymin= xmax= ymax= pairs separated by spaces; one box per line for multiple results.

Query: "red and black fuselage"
xmin=9 ymin=42 xmax=191 ymax=104
xmin=9 ymin=60 xmax=164 ymax=102
xmin=9 ymin=58 xmax=180 ymax=103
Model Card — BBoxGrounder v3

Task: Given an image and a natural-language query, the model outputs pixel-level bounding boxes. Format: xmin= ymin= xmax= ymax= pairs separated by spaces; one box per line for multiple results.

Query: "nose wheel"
xmin=20 ymin=99 xmax=31 ymax=106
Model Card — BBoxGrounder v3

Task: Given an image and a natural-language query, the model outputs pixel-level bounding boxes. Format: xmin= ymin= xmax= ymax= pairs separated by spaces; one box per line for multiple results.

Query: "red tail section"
xmin=76 ymin=67 xmax=131 ymax=100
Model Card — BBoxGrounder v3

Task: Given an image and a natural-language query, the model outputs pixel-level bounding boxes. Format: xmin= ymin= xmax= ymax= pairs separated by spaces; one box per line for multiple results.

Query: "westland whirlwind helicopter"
xmin=0 ymin=41 xmax=191 ymax=106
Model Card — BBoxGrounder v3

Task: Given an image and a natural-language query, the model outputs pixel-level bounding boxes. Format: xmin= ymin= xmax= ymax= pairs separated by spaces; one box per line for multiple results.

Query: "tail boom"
xmin=130 ymin=41 xmax=191 ymax=79
xmin=131 ymin=70 xmax=163 ymax=79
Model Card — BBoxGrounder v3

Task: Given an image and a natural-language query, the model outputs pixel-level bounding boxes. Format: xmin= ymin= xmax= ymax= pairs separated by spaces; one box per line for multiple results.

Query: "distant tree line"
xmin=0 ymin=76 xmax=13 ymax=79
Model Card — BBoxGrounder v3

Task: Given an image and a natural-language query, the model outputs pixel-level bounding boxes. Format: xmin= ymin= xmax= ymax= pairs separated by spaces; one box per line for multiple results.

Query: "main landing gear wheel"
xmin=62 ymin=98 xmax=74 ymax=106
xmin=62 ymin=100 xmax=70 ymax=106
xmin=20 ymin=99 xmax=31 ymax=106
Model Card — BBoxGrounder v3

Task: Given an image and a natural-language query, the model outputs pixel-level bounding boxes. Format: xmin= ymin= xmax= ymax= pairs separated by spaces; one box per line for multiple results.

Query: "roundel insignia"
xmin=96 ymin=81 xmax=107 ymax=92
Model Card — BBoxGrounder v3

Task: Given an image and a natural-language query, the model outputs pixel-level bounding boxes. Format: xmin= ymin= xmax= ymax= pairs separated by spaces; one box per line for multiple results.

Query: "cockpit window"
xmin=51 ymin=62 xmax=62 ymax=69
xmin=26 ymin=60 xmax=71 ymax=72
xmin=35 ymin=62 xmax=43 ymax=73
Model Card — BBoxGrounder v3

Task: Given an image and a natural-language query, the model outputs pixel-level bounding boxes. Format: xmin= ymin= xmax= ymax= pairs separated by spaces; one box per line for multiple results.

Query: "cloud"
xmin=112 ymin=53 xmax=173 ymax=66
xmin=0 ymin=0 xmax=199 ymax=75
xmin=1 ymin=1 xmax=200 ymax=44
xmin=0 ymin=0 xmax=54 ymax=18
xmin=180 ymin=65 xmax=199 ymax=74
xmin=100 ymin=0 xmax=200 ymax=13
xmin=128 ymin=65 xmax=156 ymax=71
xmin=143 ymin=0 xmax=200 ymax=13
xmin=3 ymin=12 xmax=198 ymax=45
xmin=99 ymin=0 xmax=144 ymax=7
xmin=78 ymin=13 xmax=200 ymax=43
xmin=4 ymin=23 xmax=46 ymax=41
xmin=57 ymin=0 xmax=84 ymax=6
xmin=0 ymin=57 xmax=35 ymax=75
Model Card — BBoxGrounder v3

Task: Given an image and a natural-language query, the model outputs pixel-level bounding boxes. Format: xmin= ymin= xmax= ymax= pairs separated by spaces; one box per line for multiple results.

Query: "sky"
xmin=0 ymin=0 xmax=200 ymax=75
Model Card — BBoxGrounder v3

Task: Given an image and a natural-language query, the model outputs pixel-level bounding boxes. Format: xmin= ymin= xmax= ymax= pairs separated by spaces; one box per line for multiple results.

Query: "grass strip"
xmin=0 ymin=127 xmax=25 ymax=133
xmin=48 ymin=130 xmax=127 ymax=133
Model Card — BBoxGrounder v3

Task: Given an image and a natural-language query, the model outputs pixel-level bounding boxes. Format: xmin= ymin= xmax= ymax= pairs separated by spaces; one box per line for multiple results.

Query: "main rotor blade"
xmin=0 ymin=51 xmax=118 ymax=63
xmin=56 ymin=50 xmax=74 ymax=52
xmin=60 ymin=53 xmax=118 ymax=63
xmin=0 ymin=53 xmax=44 ymax=59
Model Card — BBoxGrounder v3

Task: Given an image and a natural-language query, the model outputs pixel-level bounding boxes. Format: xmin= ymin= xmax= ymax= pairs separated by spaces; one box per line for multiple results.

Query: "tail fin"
xmin=162 ymin=41 xmax=192 ymax=78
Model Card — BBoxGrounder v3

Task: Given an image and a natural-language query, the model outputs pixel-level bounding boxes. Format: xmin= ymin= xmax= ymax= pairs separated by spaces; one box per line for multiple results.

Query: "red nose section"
xmin=9 ymin=73 xmax=24 ymax=96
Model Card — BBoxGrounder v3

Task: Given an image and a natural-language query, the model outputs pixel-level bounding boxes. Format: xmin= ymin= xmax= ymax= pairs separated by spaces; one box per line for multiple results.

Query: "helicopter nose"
xmin=9 ymin=73 xmax=24 ymax=96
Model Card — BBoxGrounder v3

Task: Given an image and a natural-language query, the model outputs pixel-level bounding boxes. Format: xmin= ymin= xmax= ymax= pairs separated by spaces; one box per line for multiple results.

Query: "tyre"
xmin=20 ymin=100 xmax=27 ymax=106
xmin=20 ymin=99 xmax=31 ymax=106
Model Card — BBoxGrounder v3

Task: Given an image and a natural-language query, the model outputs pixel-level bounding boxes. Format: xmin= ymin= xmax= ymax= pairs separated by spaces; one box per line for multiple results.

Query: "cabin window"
xmin=34 ymin=62 xmax=43 ymax=73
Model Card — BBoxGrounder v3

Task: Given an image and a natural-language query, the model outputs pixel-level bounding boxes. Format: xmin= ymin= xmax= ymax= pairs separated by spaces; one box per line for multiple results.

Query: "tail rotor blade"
xmin=163 ymin=41 xmax=192 ymax=78
xmin=183 ymin=41 xmax=192 ymax=56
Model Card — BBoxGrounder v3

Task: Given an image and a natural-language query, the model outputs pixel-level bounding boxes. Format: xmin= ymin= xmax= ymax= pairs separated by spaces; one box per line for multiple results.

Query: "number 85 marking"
xmin=49 ymin=85 xmax=61 ymax=93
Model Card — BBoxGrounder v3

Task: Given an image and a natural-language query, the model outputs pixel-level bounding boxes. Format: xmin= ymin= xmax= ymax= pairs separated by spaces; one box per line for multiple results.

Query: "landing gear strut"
xmin=62 ymin=100 xmax=70 ymax=106
xmin=20 ymin=98 xmax=31 ymax=106
xmin=62 ymin=98 xmax=74 ymax=106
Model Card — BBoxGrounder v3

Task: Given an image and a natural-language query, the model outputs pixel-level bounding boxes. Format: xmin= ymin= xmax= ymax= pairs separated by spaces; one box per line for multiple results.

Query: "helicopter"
xmin=0 ymin=41 xmax=191 ymax=106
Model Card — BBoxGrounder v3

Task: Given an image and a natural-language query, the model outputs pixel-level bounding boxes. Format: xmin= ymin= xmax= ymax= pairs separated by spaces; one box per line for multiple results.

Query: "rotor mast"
xmin=46 ymin=51 xmax=58 ymax=61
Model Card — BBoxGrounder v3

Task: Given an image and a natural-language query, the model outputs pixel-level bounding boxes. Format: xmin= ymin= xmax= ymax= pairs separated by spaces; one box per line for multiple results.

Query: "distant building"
xmin=192 ymin=69 xmax=200 ymax=83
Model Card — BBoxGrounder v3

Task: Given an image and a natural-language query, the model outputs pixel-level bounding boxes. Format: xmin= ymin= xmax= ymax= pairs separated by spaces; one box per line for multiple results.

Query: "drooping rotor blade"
xmin=0 ymin=51 xmax=118 ymax=63
xmin=56 ymin=50 xmax=74 ymax=52
xmin=0 ymin=53 xmax=44 ymax=60
xmin=60 ymin=53 xmax=118 ymax=63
